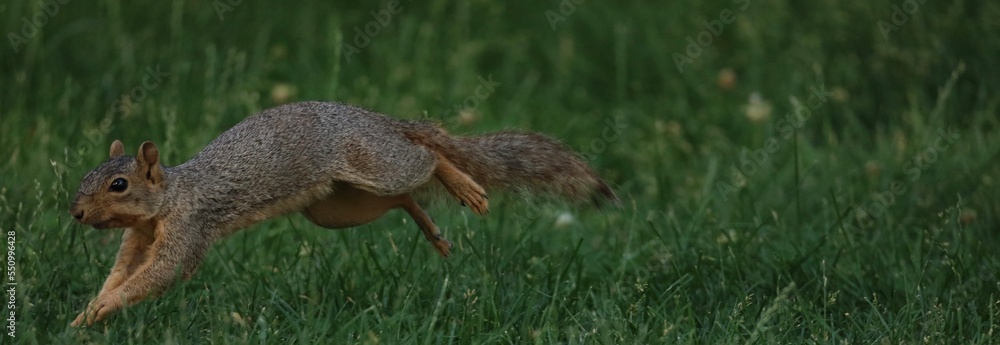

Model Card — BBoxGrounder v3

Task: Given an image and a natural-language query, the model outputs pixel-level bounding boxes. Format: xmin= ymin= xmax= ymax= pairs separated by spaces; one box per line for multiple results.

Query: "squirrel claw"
xmin=455 ymin=192 xmax=488 ymax=215
xmin=432 ymin=238 xmax=452 ymax=257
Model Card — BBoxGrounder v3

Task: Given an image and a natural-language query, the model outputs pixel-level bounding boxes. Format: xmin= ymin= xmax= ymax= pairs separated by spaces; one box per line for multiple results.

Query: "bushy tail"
xmin=408 ymin=126 xmax=619 ymax=207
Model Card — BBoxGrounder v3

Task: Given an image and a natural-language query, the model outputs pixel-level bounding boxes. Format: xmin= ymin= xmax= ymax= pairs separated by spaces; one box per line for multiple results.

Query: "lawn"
xmin=2 ymin=0 xmax=999 ymax=343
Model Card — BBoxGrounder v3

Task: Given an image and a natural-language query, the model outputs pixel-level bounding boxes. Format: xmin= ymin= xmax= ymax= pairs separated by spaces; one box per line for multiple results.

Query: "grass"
xmin=2 ymin=0 xmax=999 ymax=343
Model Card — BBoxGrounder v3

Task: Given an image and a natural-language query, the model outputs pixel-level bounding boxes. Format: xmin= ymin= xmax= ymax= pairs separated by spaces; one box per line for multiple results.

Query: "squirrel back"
xmin=186 ymin=102 xmax=440 ymax=196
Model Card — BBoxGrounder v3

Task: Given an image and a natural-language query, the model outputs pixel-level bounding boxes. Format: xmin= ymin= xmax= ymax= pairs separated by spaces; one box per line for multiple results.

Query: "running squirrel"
xmin=69 ymin=101 xmax=618 ymax=326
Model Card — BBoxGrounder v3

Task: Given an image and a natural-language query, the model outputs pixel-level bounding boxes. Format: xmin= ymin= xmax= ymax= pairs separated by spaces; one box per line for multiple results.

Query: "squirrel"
xmin=68 ymin=101 xmax=619 ymax=326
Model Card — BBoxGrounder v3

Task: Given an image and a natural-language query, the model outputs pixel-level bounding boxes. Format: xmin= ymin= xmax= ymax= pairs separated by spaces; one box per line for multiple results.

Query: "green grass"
xmin=2 ymin=0 xmax=999 ymax=343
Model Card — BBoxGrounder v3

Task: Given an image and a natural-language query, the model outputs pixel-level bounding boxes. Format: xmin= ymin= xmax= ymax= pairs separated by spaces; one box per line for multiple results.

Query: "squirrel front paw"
xmin=71 ymin=295 xmax=122 ymax=327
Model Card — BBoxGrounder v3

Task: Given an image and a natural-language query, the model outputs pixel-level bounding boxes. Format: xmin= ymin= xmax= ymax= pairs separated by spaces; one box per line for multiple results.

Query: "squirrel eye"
xmin=109 ymin=178 xmax=128 ymax=192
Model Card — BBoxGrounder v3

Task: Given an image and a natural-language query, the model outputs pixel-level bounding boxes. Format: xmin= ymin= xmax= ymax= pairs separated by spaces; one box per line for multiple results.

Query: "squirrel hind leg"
xmin=399 ymin=195 xmax=452 ymax=258
xmin=433 ymin=154 xmax=489 ymax=216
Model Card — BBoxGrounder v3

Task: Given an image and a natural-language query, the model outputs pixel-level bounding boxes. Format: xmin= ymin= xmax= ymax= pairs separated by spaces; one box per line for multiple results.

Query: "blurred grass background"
xmin=1 ymin=0 xmax=999 ymax=343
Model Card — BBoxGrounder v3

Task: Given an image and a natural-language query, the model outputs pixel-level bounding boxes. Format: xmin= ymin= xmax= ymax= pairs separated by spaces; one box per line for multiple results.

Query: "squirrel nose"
xmin=72 ymin=209 xmax=84 ymax=221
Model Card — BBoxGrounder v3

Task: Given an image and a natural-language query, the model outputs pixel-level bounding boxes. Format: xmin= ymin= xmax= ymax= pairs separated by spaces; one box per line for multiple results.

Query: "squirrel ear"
xmin=137 ymin=141 xmax=159 ymax=165
xmin=109 ymin=140 xmax=125 ymax=157
xmin=136 ymin=141 xmax=164 ymax=183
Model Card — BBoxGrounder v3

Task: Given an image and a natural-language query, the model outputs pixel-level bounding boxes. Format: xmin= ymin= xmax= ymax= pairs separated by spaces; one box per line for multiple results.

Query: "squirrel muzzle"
xmin=69 ymin=195 xmax=119 ymax=229
xmin=69 ymin=195 xmax=98 ymax=227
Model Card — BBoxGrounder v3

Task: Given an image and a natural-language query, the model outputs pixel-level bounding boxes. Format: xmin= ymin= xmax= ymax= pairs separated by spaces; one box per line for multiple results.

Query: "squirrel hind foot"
xmin=433 ymin=154 xmax=489 ymax=216
xmin=399 ymin=196 xmax=453 ymax=257
xmin=431 ymin=238 xmax=452 ymax=258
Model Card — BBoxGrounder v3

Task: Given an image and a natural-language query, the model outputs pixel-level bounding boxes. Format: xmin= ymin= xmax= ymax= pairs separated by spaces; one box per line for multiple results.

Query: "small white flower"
xmin=554 ymin=212 xmax=576 ymax=228
xmin=744 ymin=92 xmax=772 ymax=123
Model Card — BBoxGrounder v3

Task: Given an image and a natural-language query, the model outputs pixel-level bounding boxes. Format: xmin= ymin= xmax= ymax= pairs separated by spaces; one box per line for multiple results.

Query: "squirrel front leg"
xmin=96 ymin=228 xmax=155 ymax=295
xmin=72 ymin=223 xmax=209 ymax=327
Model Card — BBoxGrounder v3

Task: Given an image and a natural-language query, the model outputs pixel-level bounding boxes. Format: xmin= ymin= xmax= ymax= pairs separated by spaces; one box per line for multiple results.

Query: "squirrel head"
xmin=70 ymin=140 xmax=167 ymax=229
